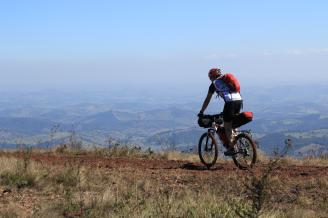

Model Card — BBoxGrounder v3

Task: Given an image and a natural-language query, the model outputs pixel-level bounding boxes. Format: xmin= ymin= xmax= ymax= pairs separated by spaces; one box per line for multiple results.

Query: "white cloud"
xmin=203 ymin=53 xmax=238 ymax=60
xmin=285 ymin=49 xmax=305 ymax=56
xmin=262 ymin=51 xmax=274 ymax=56
xmin=285 ymin=48 xmax=328 ymax=56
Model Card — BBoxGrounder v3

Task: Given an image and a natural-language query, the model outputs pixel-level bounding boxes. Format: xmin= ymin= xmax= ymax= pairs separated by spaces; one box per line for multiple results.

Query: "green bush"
xmin=0 ymin=171 xmax=35 ymax=189
xmin=54 ymin=167 xmax=79 ymax=187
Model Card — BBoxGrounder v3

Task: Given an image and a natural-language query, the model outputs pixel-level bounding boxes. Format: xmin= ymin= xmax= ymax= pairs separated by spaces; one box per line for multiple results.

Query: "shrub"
xmin=0 ymin=171 xmax=35 ymax=189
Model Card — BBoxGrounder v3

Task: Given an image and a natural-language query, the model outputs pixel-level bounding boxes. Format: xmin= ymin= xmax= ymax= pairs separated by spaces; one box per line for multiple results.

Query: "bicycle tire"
xmin=198 ymin=132 xmax=218 ymax=169
xmin=232 ymin=133 xmax=257 ymax=170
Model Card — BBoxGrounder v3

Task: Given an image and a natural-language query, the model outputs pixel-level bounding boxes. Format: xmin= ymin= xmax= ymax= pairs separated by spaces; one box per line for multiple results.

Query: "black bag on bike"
xmin=198 ymin=115 xmax=213 ymax=128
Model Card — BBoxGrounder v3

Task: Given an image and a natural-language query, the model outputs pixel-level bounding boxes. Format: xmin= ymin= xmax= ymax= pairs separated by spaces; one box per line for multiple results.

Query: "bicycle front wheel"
xmin=198 ymin=132 xmax=218 ymax=169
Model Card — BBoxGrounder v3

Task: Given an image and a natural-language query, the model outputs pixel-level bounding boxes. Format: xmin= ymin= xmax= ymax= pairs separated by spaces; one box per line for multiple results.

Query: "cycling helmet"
xmin=208 ymin=68 xmax=221 ymax=80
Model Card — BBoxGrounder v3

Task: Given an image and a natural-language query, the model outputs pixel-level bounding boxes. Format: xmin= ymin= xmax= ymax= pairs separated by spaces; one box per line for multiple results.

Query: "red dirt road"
xmin=3 ymin=153 xmax=327 ymax=178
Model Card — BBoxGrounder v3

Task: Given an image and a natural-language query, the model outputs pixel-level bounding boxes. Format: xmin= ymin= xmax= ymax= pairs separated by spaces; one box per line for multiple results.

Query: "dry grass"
xmin=0 ymin=148 xmax=327 ymax=218
xmin=256 ymin=149 xmax=328 ymax=167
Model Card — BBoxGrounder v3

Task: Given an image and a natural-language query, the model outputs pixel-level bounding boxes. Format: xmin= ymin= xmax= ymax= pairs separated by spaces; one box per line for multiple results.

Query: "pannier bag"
xmin=232 ymin=112 xmax=253 ymax=129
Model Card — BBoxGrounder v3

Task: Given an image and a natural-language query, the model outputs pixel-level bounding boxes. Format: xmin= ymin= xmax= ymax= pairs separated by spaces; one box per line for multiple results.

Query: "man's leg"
xmin=223 ymin=102 xmax=235 ymax=155
xmin=223 ymin=100 xmax=242 ymax=156
xmin=224 ymin=121 xmax=234 ymax=149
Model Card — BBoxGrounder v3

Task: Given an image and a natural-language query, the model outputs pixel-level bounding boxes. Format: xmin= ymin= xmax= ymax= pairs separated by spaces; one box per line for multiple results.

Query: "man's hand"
xmin=197 ymin=112 xmax=204 ymax=117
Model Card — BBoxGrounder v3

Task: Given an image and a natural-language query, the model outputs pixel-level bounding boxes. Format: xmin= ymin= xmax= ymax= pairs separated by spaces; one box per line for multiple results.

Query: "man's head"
xmin=208 ymin=68 xmax=222 ymax=81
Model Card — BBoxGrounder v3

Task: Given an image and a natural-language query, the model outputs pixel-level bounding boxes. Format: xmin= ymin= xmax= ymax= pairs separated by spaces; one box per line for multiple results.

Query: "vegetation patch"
xmin=0 ymin=149 xmax=327 ymax=217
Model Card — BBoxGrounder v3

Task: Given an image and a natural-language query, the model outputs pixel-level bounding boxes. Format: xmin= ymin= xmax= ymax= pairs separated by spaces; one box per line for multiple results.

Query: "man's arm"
xmin=199 ymin=91 xmax=213 ymax=114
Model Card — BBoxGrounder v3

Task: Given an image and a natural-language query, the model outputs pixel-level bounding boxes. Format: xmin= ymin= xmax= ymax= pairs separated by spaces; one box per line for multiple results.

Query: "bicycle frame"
xmin=208 ymin=116 xmax=252 ymax=149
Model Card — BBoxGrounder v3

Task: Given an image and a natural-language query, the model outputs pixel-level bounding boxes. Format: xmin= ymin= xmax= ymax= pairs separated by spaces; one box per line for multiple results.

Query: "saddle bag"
xmin=232 ymin=112 xmax=253 ymax=129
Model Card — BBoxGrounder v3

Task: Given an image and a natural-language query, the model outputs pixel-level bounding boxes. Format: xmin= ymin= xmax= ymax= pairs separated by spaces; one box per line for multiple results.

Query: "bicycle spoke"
xmin=205 ymin=136 xmax=209 ymax=152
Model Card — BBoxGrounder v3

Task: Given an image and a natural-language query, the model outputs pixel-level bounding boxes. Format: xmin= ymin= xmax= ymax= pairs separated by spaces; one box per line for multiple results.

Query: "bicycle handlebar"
xmin=199 ymin=113 xmax=224 ymax=125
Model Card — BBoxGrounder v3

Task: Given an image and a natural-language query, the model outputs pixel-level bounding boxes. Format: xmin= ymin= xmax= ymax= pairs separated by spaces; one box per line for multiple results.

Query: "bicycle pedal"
xmin=224 ymin=149 xmax=237 ymax=156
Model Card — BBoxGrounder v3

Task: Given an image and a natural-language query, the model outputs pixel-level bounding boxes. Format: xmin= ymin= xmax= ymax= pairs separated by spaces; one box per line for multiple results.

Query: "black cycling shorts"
xmin=223 ymin=100 xmax=243 ymax=122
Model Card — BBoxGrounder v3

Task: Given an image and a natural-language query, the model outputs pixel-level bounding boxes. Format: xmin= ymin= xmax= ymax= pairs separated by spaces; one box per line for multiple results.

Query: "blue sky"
xmin=1 ymin=0 xmax=328 ymax=89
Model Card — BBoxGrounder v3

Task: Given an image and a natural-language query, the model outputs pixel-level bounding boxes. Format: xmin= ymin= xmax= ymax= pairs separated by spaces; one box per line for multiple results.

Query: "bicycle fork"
xmin=205 ymin=129 xmax=215 ymax=152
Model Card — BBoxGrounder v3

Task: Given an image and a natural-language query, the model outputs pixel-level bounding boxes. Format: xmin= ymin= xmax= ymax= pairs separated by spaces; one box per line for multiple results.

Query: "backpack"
xmin=222 ymin=73 xmax=240 ymax=93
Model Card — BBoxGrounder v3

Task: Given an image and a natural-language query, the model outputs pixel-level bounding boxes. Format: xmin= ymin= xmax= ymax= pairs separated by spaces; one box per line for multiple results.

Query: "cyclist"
xmin=198 ymin=68 xmax=243 ymax=156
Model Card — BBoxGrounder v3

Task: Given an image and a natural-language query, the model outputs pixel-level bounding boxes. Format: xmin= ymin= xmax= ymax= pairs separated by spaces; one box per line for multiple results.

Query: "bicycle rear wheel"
xmin=232 ymin=133 xmax=257 ymax=170
xmin=198 ymin=132 xmax=218 ymax=169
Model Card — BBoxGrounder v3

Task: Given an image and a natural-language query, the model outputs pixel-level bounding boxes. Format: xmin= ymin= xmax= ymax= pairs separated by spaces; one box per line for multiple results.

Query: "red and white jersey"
xmin=213 ymin=79 xmax=242 ymax=102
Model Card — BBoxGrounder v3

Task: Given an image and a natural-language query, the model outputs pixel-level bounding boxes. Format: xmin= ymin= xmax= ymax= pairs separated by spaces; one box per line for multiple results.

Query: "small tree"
xmin=233 ymin=138 xmax=293 ymax=218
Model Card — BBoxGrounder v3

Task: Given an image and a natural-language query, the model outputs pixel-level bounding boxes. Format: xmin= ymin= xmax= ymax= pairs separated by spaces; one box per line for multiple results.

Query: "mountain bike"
xmin=198 ymin=112 xmax=257 ymax=170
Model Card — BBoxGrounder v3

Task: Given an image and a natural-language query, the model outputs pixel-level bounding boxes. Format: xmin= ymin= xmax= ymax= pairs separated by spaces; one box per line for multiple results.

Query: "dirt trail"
xmin=3 ymin=153 xmax=327 ymax=178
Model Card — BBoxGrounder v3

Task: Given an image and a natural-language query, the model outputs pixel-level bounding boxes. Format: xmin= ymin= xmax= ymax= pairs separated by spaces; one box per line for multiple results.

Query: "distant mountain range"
xmin=0 ymin=117 xmax=55 ymax=134
xmin=0 ymin=85 xmax=328 ymax=156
